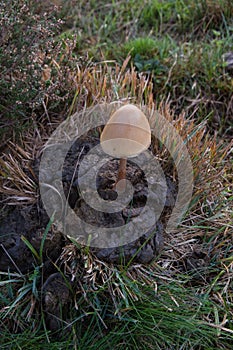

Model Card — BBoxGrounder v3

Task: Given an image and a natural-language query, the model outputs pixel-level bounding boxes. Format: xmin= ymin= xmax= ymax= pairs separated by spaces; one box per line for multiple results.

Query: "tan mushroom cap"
xmin=100 ymin=104 xmax=151 ymax=158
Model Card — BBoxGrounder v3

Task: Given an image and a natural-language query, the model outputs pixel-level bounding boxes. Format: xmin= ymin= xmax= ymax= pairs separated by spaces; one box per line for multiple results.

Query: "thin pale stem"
xmin=117 ymin=158 xmax=127 ymax=183
xmin=113 ymin=158 xmax=127 ymax=192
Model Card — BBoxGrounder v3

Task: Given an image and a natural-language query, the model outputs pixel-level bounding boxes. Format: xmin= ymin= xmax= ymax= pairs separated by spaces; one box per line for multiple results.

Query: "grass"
xmin=0 ymin=101 xmax=232 ymax=348
xmin=1 ymin=0 xmax=232 ymax=144
xmin=63 ymin=0 xmax=233 ymax=135
xmin=0 ymin=0 xmax=233 ymax=349
xmin=1 ymin=264 xmax=233 ymax=349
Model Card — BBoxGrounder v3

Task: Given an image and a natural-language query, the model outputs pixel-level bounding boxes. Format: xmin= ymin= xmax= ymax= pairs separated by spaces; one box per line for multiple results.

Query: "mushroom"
xmin=100 ymin=104 xmax=151 ymax=192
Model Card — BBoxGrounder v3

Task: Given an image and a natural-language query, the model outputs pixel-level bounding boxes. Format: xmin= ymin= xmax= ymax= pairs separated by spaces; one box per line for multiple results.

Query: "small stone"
xmin=223 ymin=52 xmax=233 ymax=71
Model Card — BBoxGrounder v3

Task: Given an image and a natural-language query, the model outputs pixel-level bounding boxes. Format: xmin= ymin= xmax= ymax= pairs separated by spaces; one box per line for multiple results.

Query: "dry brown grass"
xmin=0 ymin=142 xmax=37 ymax=205
xmin=1 ymin=60 xmax=231 ymax=311
xmin=0 ymin=2 xmax=232 ymax=347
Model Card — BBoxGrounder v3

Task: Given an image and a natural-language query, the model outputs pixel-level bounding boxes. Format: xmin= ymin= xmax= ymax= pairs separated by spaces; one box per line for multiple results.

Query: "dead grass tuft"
xmin=0 ymin=57 xmax=232 ymax=340
xmin=0 ymin=142 xmax=38 ymax=205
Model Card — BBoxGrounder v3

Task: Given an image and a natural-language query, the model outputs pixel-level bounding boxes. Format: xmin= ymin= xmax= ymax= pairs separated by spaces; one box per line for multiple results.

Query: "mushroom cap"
xmin=100 ymin=104 xmax=151 ymax=158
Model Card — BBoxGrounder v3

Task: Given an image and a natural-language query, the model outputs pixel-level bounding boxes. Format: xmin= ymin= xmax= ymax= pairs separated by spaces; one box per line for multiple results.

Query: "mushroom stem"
xmin=114 ymin=158 xmax=127 ymax=192
xmin=117 ymin=158 xmax=127 ymax=183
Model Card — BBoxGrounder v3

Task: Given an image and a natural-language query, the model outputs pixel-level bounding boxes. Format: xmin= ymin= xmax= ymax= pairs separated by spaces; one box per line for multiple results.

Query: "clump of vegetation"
xmin=0 ymin=0 xmax=79 ymax=147
xmin=1 ymin=70 xmax=232 ymax=348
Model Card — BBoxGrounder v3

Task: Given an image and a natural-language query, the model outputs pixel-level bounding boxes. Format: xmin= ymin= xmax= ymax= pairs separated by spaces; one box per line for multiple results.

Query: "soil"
xmin=0 ymin=131 xmax=178 ymax=331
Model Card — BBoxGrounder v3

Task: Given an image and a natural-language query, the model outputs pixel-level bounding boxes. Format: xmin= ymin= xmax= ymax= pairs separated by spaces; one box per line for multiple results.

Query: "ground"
xmin=0 ymin=1 xmax=232 ymax=349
